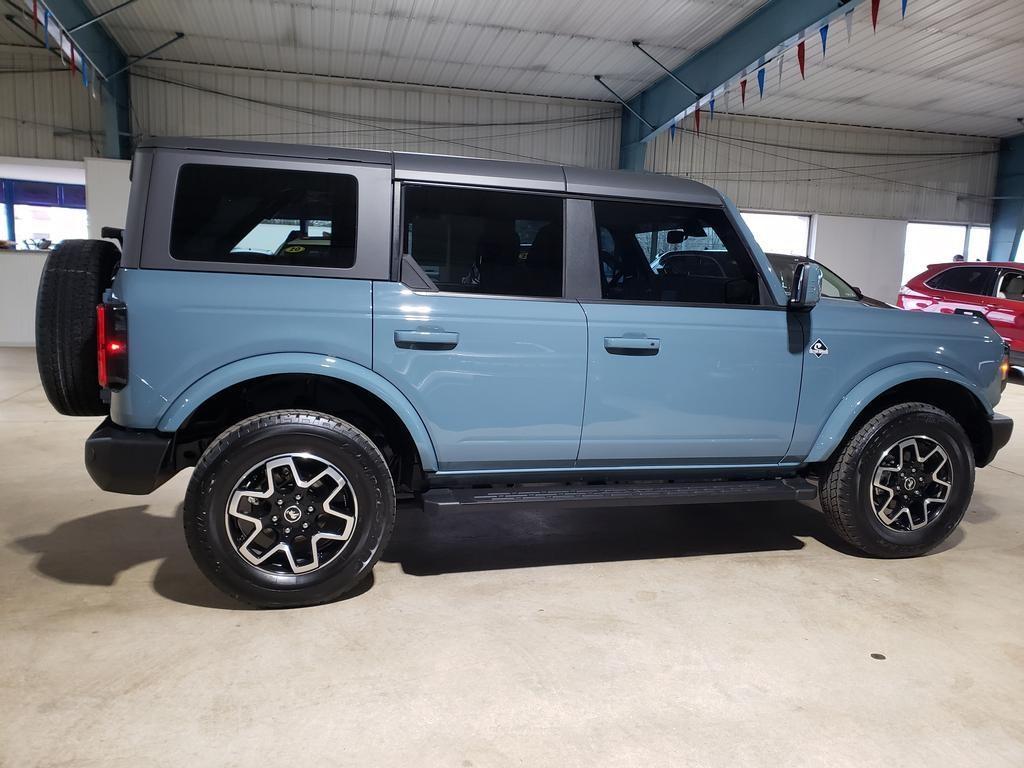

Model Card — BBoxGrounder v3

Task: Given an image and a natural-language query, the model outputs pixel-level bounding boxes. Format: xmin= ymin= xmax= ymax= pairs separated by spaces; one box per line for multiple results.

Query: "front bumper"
xmin=85 ymin=418 xmax=176 ymax=495
xmin=979 ymin=412 xmax=1013 ymax=467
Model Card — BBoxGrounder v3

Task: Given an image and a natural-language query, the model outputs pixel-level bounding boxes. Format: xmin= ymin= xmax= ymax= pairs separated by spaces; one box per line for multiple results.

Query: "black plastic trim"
xmin=84 ymin=418 xmax=176 ymax=495
xmin=422 ymin=477 xmax=817 ymax=513
xmin=978 ymin=412 xmax=1013 ymax=467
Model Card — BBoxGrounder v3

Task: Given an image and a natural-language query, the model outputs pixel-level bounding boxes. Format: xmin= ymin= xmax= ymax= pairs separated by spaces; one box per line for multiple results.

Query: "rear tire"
xmin=35 ymin=239 xmax=120 ymax=416
xmin=819 ymin=402 xmax=974 ymax=558
xmin=183 ymin=410 xmax=396 ymax=608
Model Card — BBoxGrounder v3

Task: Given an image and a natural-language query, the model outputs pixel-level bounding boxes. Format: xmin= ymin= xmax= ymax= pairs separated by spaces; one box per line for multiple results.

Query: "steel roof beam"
xmin=618 ymin=0 xmax=863 ymax=169
xmin=44 ymin=0 xmax=131 ymax=159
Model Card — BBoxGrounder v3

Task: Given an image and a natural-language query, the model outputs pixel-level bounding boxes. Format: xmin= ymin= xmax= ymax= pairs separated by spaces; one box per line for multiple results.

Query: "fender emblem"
xmin=809 ymin=339 xmax=829 ymax=358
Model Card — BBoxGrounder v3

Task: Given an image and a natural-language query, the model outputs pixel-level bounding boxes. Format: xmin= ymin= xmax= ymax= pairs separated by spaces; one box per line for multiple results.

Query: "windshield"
xmin=767 ymin=253 xmax=860 ymax=300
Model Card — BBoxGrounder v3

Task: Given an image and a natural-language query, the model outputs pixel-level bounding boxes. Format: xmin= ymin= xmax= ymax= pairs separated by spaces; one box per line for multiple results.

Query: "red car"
xmin=899 ymin=262 xmax=1024 ymax=367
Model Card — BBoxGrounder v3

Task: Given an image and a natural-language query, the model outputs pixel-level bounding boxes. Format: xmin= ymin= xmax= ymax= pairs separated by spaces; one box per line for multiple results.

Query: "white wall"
xmin=811 ymin=215 xmax=908 ymax=303
xmin=0 ymin=251 xmax=47 ymax=345
xmin=130 ymin=61 xmax=620 ymax=168
xmin=645 ymin=114 xmax=998 ymax=225
xmin=0 ymin=48 xmax=105 ymax=161
xmin=84 ymin=158 xmax=131 ymax=238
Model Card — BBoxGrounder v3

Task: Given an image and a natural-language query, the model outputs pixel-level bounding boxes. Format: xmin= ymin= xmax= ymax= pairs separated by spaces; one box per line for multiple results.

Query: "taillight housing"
xmin=96 ymin=302 xmax=128 ymax=390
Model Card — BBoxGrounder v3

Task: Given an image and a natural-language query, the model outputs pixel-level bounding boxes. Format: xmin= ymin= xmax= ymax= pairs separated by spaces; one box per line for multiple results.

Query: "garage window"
xmin=403 ymin=185 xmax=563 ymax=298
xmin=170 ymin=164 xmax=358 ymax=268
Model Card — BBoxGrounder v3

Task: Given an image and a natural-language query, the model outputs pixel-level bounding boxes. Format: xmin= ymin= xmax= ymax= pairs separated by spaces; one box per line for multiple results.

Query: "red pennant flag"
xmin=33 ymin=0 xmax=38 ymax=31
xmin=871 ymin=0 xmax=881 ymax=30
xmin=797 ymin=41 xmax=806 ymax=78
xmin=695 ymin=107 xmax=701 ymax=137
xmin=740 ymin=78 xmax=747 ymax=107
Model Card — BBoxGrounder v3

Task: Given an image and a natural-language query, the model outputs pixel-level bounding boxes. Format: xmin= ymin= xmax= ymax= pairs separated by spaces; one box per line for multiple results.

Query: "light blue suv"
xmin=35 ymin=138 xmax=1013 ymax=607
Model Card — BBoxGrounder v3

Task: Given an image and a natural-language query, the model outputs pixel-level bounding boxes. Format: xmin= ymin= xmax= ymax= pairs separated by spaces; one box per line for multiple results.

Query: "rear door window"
xmin=403 ymin=185 xmax=563 ymax=298
xmin=170 ymin=164 xmax=358 ymax=268
xmin=926 ymin=266 xmax=996 ymax=296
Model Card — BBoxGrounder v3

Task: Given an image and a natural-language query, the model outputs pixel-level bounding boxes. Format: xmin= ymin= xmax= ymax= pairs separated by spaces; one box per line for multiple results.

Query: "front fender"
xmin=804 ymin=362 xmax=992 ymax=464
xmin=157 ymin=352 xmax=439 ymax=471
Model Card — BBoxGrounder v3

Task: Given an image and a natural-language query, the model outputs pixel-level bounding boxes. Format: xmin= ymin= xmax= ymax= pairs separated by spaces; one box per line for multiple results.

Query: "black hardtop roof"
xmin=136 ymin=136 xmax=725 ymax=206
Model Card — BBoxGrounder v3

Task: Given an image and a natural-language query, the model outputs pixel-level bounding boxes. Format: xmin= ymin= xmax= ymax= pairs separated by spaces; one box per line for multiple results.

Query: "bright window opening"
xmin=13 ymin=204 xmax=88 ymax=249
xmin=740 ymin=212 xmax=810 ymax=257
xmin=903 ymin=223 xmax=967 ymax=283
xmin=966 ymin=226 xmax=990 ymax=262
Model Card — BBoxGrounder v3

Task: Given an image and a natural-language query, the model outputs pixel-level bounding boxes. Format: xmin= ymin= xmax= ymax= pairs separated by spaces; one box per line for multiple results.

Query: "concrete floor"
xmin=2 ymin=345 xmax=1023 ymax=767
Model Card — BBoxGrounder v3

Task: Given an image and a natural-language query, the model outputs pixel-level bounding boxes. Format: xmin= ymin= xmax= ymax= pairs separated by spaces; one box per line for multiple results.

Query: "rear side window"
xmin=403 ymin=185 xmax=563 ymax=298
xmin=170 ymin=164 xmax=358 ymax=268
xmin=926 ymin=266 xmax=996 ymax=296
xmin=594 ymin=200 xmax=760 ymax=305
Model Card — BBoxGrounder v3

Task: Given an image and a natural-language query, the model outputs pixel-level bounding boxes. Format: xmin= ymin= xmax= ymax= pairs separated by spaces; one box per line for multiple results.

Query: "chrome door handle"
xmin=394 ymin=330 xmax=459 ymax=351
xmin=604 ymin=336 xmax=660 ymax=356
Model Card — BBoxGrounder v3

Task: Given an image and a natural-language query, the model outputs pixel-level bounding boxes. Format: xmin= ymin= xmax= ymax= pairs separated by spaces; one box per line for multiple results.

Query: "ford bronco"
xmin=35 ymin=138 xmax=1013 ymax=607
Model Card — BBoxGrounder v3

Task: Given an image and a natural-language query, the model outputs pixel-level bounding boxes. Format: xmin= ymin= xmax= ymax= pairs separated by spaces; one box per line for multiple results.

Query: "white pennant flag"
xmin=777 ymin=52 xmax=785 ymax=88
xmin=845 ymin=9 xmax=854 ymax=44
xmin=722 ymin=84 xmax=731 ymax=114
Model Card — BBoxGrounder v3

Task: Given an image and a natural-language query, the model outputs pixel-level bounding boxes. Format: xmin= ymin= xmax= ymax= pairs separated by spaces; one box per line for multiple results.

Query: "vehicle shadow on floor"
xmin=11 ymin=504 xmax=374 ymax=610
xmin=382 ymin=500 xmax=898 ymax=577
xmin=13 ymin=499 xmax=969 ymax=603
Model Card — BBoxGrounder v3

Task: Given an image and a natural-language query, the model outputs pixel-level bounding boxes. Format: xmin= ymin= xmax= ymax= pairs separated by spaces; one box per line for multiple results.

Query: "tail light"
xmin=96 ymin=302 xmax=128 ymax=390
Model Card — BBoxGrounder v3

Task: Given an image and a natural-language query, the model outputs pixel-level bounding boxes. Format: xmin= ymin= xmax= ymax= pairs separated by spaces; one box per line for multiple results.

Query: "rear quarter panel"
xmin=108 ymin=269 xmax=372 ymax=429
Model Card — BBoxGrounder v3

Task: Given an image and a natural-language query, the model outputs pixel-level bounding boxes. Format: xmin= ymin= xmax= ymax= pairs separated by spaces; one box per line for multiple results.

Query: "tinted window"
xmin=170 ymin=164 xmax=358 ymax=268
xmin=404 ymin=185 xmax=563 ymax=298
xmin=594 ymin=200 xmax=760 ymax=305
xmin=927 ymin=266 xmax=995 ymax=296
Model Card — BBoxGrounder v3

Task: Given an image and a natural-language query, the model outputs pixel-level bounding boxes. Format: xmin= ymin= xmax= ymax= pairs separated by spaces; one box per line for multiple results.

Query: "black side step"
xmin=421 ymin=478 xmax=816 ymax=514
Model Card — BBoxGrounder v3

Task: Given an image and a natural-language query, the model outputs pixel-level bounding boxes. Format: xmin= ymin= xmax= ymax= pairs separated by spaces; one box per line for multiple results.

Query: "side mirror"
xmin=789 ymin=262 xmax=823 ymax=310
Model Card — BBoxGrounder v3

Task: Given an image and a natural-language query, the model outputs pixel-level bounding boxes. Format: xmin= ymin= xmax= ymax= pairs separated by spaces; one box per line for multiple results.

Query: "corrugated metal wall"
xmin=645 ymin=114 xmax=999 ymax=224
xmin=0 ymin=48 xmax=105 ymax=160
xmin=129 ymin=63 xmax=621 ymax=168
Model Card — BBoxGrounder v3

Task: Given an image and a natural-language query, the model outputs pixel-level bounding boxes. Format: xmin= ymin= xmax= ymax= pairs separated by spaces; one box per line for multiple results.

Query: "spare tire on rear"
xmin=35 ymin=239 xmax=121 ymax=416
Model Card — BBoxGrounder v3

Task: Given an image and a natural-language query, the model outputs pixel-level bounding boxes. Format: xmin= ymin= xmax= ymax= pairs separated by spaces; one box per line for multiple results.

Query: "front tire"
xmin=819 ymin=402 xmax=974 ymax=558
xmin=183 ymin=410 xmax=396 ymax=608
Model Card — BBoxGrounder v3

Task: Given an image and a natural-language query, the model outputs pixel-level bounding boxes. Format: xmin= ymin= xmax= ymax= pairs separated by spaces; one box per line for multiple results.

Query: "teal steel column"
xmin=618 ymin=0 xmax=866 ymax=169
xmin=44 ymin=0 xmax=131 ymax=159
xmin=988 ymin=134 xmax=1024 ymax=261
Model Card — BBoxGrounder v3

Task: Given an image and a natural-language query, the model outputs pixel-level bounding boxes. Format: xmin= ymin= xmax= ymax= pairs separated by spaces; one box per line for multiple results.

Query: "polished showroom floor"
xmin=2 ymin=346 xmax=1022 ymax=767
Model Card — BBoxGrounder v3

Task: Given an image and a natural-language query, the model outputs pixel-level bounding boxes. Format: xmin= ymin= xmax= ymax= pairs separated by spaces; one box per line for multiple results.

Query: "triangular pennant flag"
xmin=871 ymin=0 xmax=881 ymax=30
xmin=669 ymin=122 xmax=676 ymax=141
xmin=81 ymin=60 xmax=89 ymax=87
xmin=777 ymin=52 xmax=785 ymax=88
xmin=740 ymin=78 xmax=747 ymax=107
xmin=709 ymin=96 xmax=715 ymax=120
xmin=70 ymin=46 xmax=77 ymax=76
xmin=845 ymin=9 xmax=855 ymax=43
xmin=33 ymin=0 xmax=38 ymax=31
xmin=901 ymin=0 xmax=908 ymax=18
xmin=756 ymin=67 xmax=765 ymax=98
xmin=797 ymin=40 xmax=806 ymax=78
xmin=42 ymin=10 xmax=50 ymax=49
xmin=694 ymin=107 xmax=701 ymax=137
xmin=819 ymin=24 xmax=829 ymax=58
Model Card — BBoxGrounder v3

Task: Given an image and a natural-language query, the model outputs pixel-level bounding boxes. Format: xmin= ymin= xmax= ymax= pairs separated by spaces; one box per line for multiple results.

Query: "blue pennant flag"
xmin=901 ymin=0 xmax=908 ymax=17
xmin=81 ymin=60 xmax=89 ymax=87
xmin=43 ymin=10 xmax=50 ymax=49
xmin=669 ymin=122 xmax=676 ymax=141
xmin=709 ymin=96 xmax=715 ymax=120
xmin=756 ymin=67 xmax=765 ymax=98
xmin=820 ymin=23 xmax=829 ymax=57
